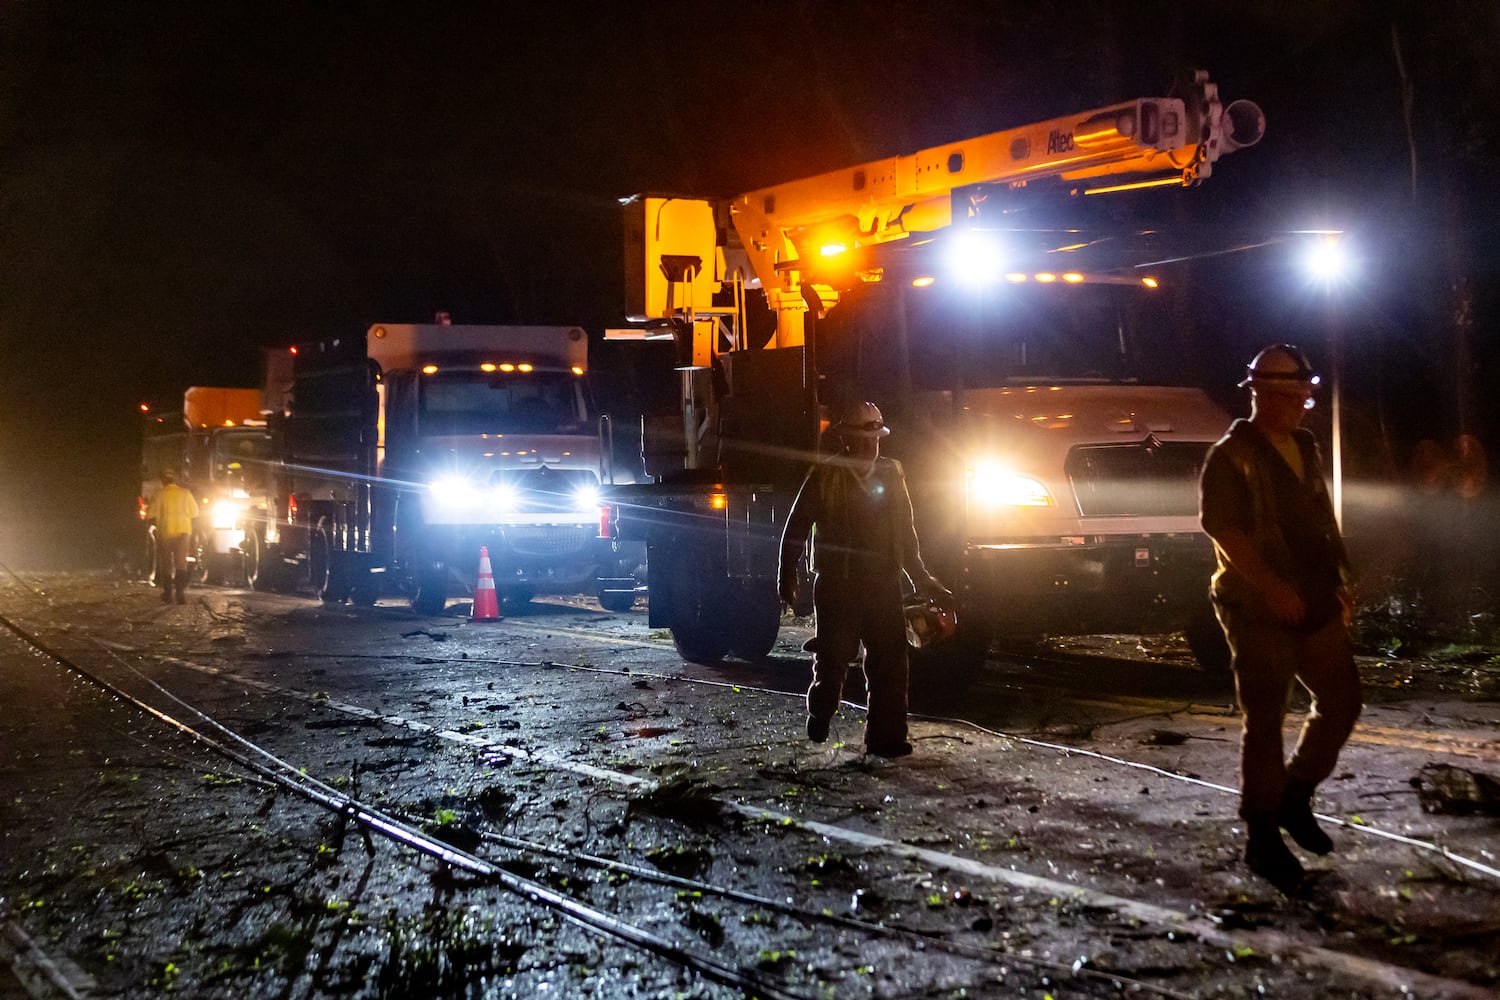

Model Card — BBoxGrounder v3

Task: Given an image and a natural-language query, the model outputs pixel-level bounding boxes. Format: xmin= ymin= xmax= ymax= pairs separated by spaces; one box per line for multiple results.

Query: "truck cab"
xmin=370 ymin=324 xmax=637 ymax=612
xmin=138 ymin=387 xmax=271 ymax=587
xmin=251 ymin=323 xmax=642 ymax=614
xmin=819 ymin=273 xmax=1232 ymax=667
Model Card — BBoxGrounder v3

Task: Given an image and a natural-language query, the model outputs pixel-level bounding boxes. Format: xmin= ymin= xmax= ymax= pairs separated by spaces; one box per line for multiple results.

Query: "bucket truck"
xmin=603 ymin=71 xmax=1267 ymax=672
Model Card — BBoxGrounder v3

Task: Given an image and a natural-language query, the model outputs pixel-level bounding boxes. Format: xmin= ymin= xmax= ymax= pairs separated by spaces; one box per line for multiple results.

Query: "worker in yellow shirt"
xmin=148 ymin=469 xmax=199 ymax=604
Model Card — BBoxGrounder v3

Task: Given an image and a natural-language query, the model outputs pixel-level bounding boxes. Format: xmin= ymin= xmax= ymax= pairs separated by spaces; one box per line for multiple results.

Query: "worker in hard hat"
xmin=778 ymin=400 xmax=951 ymax=757
xmin=1199 ymin=344 xmax=1361 ymax=893
xmin=148 ymin=468 xmax=200 ymax=605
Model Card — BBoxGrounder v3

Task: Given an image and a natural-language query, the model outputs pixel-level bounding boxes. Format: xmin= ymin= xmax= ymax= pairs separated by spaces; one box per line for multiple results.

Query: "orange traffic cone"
xmin=471 ymin=546 xmax=502 ymax=622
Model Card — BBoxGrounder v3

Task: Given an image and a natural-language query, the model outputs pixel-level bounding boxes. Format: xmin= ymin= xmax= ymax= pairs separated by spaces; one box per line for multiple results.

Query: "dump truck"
xmin=138 ymin=386 xmax=273 ymax=586
xmin=245 ymin=323 xmax=641 ymax=613
xmin=602 ymin=71 xmax=1273 ymax=672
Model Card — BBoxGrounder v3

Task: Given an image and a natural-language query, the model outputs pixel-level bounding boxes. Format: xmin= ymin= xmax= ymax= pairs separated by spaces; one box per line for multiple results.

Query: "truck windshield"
xmin=822 ymin=282 xmax=1192 ymax=393
xmin=417 ymin=372 xmax=588 ymax=436
xmin=213 ymin=431 xmax=273 ymax=489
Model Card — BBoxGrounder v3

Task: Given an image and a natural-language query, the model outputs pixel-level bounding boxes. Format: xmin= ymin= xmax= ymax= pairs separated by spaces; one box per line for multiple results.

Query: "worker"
xmin=1199 ymin=344 xmax=1362 ymax=892
xmin=777 ymin=401 xmax=951 ymax=757
xmin=148 ymin=468 xmax=199 ymax=605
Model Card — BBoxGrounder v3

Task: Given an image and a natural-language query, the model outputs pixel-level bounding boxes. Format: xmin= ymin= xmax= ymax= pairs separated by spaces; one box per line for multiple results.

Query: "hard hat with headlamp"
xmin=1239 ymin=344 xmax=1321 ymax=409
xmin=833 ymin=401 xmax=890 ymax=439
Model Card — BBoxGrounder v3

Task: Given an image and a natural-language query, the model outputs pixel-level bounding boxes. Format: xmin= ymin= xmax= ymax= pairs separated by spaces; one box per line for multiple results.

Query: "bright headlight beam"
xmin=429 ymin=477 xmax=480 ymax=507
xmin=572 ymin=485 xmax=601 ymax=510
xmin=489 ymin=483 xmax=520 ymax=512
xmin=947 ymin=230 xmax=1005 ymax=285
xmin=210 ymin=499 xmax=243 ymax=530
xmin=967 ymin=465 xmax=1056 ymax=508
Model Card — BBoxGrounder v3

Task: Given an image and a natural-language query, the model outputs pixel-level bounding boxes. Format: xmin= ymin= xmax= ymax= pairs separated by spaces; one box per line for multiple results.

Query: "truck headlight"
xmin=489 ymin=483 xmax=520 ymax=513
xmin=967 ymin=464 xmax=1056 ymax=508
xmin=210 ymin=498 xmax=244 ymax=530
xmin=572 ymin=484 xmax=601 ymax=511
xmin=429 ymin=477 xmax=480 ymax=508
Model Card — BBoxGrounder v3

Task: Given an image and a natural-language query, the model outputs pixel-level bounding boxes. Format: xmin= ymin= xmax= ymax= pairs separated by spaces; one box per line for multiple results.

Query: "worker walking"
xmin=149 ymin=469 xmax=199 ymax=605
xmin=778 ymin=401 xmax=950 ymax=757
xmin=1199 ymin=345 xmax=1363 ymax=892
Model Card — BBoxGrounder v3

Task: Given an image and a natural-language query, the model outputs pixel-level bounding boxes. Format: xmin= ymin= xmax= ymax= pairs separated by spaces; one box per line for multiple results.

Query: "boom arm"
xmin=615 ymin=71 xmax=1262 ymax=355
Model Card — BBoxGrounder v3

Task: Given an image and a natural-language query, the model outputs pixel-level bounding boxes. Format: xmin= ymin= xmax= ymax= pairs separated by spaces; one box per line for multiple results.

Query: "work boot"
xmin=1245 ymin=823 xmax=1304 ymax=893
xmin=1279 ymin=779 xmax=1334 ymax=855
xmin=866 ymin=740 xmax=913 ymax=758
xmin=173 ymin=573 xmax=187 ymax=605
xmin=161 ymin=582 xmax=173 ymax=604
xmin=806 ymin=715 xmax=830 ymax=744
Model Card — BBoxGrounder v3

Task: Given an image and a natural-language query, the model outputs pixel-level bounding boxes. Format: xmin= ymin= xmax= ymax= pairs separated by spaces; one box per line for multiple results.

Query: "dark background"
xmin=2 ymin=1 xmax=1498 ymax=571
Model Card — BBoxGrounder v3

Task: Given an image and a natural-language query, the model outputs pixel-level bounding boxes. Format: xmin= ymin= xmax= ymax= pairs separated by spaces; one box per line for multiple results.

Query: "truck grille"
xmin=507 ymin=525 xmax=594 ymax=558
xmin=1065 ymin=439 xmax=1210 ymax=517
xmin=492 ymin=467 xmax=598 ymax=515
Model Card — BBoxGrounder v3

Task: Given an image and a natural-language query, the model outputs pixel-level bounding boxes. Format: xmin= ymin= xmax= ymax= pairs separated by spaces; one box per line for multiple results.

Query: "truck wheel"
xmin=245 ymin=531 xmax=278 ymax=592
xmin=1184 ymin=605 xmax=1231 ymax=676
xmin=349 ymin=570 xmax=380 ymax=607
xmin=204 ymin=553 xmax=228 ymax=587
xmin=322 ymin=549 xmax=353 ymax=604
xmin=188 ymin=540 xmax=208 ymax=585
xmin=656 ymin=544 xmax=729 ymax=664
xmin=672 ymin=622 xmax=729 ymax=665
xmin=725 ymin=578 xmax=781 ymax=662
xmin=597 ymin=588 xmax=637 ymax=612
xmin=410 ymin=563 xmax=448 ymax=616
xmin=307 ymin=526 xmax=331 ymax=598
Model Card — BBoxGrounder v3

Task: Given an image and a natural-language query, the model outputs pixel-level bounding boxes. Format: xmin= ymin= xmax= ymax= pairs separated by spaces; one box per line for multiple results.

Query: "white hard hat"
xmin=833 ymin=401 xmax=890 ymax=438
xmin=1239 ymin=344 xmax=1320 ymax=389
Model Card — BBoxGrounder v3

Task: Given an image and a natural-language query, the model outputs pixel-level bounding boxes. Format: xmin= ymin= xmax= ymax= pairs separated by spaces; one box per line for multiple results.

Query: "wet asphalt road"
xmin=1 ymin=573 xmax=1497 ymax=998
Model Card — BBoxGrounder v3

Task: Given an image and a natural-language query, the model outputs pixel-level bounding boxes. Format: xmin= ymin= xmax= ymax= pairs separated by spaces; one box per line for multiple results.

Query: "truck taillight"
xmin=598 ymin=504 xmax=612 ymax=539
xmin=137 ymin=497 xmax=148 ymax=520
xmin=287 ymin=494 xmax=298 ymax=523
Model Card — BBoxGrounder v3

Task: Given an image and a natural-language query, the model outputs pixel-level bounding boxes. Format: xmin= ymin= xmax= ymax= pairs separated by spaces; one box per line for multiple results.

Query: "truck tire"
xmin=410 ymin=563 xmax=448 ymax=616
xmin=307 ymin=524 xmax=332 ymax=601
xmin=244 ymin=531 xmax=284 ymax=592
xmin=724 ymin=578 xmax=781 ymax=662
xmin=188 ymin=540 xmax=208 ymax=585
xmin=671 ymin=617 xmax=729 ymax=665
xmin=656 ymin=542 xmax=729 ymax=664
xmin=322 ymin=548 xmax=353 ymax=604
xmin=204 ymin=552 xmax=230 ymax=587
xmin=349 ymin=570 xmax=381 ymax=607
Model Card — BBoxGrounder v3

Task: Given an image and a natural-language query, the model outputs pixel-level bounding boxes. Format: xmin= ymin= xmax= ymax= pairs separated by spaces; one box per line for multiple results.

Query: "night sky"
xmin=3 ymin=2 xmax=1498 ymax=566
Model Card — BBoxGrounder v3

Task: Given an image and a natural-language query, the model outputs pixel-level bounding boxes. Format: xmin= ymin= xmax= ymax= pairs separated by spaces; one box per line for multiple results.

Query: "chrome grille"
xmin=1065 ymin=440 xmax=1210 ymax=517
xmin=507 ymin=525 xmax=594 ymax=557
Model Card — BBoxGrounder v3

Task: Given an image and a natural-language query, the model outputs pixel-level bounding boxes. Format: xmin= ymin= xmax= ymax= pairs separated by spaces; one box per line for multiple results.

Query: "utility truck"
xmin=138 ymin=387 xmax=273 ymax=586
xmin=246 ymin=323 xmax=640 ymax=613
xmin=603 ymin=71 xmax=1270 ymax=671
